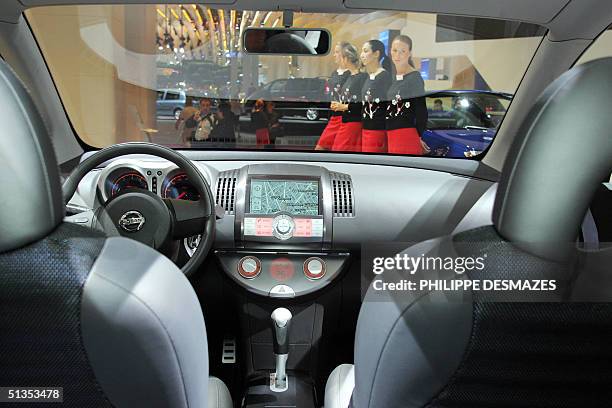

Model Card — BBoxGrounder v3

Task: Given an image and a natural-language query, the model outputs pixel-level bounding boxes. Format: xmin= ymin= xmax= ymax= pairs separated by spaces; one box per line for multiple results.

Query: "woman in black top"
xmin=250 ymin=99 xmax=269 ymax=145
xmin=329 ymin=44 xmax=367 ymax=152
xmin=359 ymin=40 xmax=392 ymax=153
xmin=315 ymin=42 xmax=353 ymax=150
xmin=209 ymin=102 xmax=236 ymax=144
xmin=386 ymin=35 xmax=428 ymax=155
xmin=266 ymin=101 xmax=282 ymax=144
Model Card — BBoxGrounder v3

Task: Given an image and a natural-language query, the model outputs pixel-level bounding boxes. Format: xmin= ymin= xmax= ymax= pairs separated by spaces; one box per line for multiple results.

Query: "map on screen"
xmin=249 ymin=179 xmax=319 ymax=215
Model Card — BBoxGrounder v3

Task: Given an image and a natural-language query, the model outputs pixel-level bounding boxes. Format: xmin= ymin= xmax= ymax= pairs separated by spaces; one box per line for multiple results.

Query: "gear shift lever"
xmin=270 ymin=307 xmax=292 ymax=392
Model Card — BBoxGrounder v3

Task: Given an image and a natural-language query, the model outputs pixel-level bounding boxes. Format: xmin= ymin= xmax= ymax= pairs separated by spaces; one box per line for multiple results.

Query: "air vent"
xmin=330 ymin=172 xmax=355 ymax=217
xmin=215 ymin=170 xmax=238 ymax=215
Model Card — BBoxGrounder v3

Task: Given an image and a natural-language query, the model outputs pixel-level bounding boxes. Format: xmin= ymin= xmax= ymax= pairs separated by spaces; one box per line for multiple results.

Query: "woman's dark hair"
xmin=366 ymin=39 xmax=392 ymax=72
xmin=218 ymin=101 xmax=231 ymax=114
xmin=393 ymin=35 xmax=415 ymax=68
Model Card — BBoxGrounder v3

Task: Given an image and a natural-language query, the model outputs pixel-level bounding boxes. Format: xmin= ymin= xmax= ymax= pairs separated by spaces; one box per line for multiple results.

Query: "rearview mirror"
xmin=243 ymin=28 xmax=330 ymax=55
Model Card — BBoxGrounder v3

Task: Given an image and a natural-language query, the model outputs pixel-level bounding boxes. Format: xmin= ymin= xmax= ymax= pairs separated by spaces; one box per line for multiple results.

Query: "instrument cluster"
xmin=99 ymin=163 xmax=202 ymax=203
xmin=94 ymin=159 xmax=211 ymax=259
xmin=162 ymin=173 xmax=200 ymax=201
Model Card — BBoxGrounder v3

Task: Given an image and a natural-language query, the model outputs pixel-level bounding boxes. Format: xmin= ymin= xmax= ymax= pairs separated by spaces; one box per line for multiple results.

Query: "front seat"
xmin=325 ymin=58 xmax=612 ymax=407
xmin=0 ymin=62 xmax=232 ymax=407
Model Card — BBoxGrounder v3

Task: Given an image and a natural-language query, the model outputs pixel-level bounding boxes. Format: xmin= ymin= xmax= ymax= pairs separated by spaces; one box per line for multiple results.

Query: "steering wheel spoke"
xmin=64 ymin=193 xmax=105 ymax=231
xmin=164 ymin=198 xmax=211 ymax=239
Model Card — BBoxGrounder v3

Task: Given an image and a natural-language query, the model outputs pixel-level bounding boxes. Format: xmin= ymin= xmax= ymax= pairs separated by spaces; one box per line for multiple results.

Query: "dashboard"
xmin=67 ymin=156 xmax=496 ymax=299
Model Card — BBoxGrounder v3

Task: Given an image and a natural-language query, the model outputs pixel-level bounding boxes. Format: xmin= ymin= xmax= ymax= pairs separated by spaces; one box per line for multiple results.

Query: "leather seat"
xmin=325 ymin=58 xmax=612 ymax=407
xmin=324 ymin=364 xmax=354 ymax=408
xmin=208 ymin=377 xmax=233 ymax=408
xmin=0 ymin=61 xmax=232 ymax=407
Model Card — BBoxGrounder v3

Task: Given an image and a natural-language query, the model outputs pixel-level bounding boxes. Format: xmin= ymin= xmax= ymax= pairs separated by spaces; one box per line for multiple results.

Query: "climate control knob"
xmin=238 ymin=256 xmax=261 ymax=279
xmin=303 ymin=257 xmax=326 ymax=280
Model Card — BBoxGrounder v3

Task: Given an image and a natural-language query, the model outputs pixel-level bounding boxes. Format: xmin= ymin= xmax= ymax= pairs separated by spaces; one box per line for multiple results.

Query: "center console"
xmin=213 ymin=164 xmax=354 ymax=407
xmin=215 ymin=163 xmax=351 ymax=299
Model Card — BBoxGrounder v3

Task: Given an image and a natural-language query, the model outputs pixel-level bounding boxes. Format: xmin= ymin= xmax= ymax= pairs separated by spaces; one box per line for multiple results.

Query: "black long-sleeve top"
xmin=386 ymin=71 xmax=428 ymax=136
xmin=361 ymin=69 xmax=392 ymax=130
xmin=209 ymin=118 xmax=235 ymax=142
xmin=341 ymin=72 xmax=368 ymax=123
xmin=329 ymin=69 xmax=351 ymax=117
xmin=251 ymin=110 xmax=268 ymax=130
xmin=267 ymin=110 xmax=281 ymax=128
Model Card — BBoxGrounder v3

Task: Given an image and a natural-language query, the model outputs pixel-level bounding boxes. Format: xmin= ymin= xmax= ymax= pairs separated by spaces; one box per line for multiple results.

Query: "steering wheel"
xmin=62 ymin=142 xmax=215 ymax=277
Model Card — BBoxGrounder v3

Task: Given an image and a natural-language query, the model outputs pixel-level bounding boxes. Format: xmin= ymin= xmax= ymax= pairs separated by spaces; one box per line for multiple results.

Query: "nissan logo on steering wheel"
xmin=118 ymin=210 xmax=146 ymax=232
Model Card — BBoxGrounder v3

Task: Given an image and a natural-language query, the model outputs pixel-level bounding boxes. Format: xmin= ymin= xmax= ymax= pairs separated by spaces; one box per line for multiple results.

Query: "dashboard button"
xmin=269 ymin=284 xmax=295 ymax=298
xmin=272 ymin=214 xmax=295 ymax=240
xmin=304 ymin=257 xmax=326 ymax=280
xmin=270 ymin=258 xmax=294 ymax=282
xmin=238 ymin=256 xmax=261 ymax=279
xmin=276 ymin=219 xmax=291 ymax=234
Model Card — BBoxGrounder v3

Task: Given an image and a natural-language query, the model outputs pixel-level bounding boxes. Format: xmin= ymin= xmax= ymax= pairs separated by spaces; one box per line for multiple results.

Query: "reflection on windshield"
xmin=27 ymin=5 xmax=543 ymax=158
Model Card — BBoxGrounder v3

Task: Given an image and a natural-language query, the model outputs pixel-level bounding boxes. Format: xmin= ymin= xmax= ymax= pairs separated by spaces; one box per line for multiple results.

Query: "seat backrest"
xmin=0 ymin=223 xmax=111 ymax=407
xmin=351 ymin=58 xmax=612 ymax=408
xmin=0 ymin=61 xmax=63 ymax=253
xmin=0 ymin=58 xmax=210 ymax=407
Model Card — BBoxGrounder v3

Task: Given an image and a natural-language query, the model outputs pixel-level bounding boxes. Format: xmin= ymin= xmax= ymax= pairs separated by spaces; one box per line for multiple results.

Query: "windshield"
xmin=26 ymin=5 xmax=544 ymax=158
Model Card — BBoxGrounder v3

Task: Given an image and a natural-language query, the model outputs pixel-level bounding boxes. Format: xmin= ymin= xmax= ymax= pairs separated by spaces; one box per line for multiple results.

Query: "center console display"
xmin=245 ymin=178 xmax=322 ymax=241
xmin=232 ymin=164 xmax=333 ymax=246
xmin=249 ymin=179 xmax=319 ymax=216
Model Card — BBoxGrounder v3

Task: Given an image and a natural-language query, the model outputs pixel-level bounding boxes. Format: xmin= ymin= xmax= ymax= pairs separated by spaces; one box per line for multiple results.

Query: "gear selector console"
xmin=242 ymin=307 xmax=316 ymax=407
xmin=270 ymin=308 xmax=291 ymax=392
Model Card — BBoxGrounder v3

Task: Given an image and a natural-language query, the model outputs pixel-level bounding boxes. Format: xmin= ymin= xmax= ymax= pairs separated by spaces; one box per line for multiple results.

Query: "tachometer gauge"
xmin=163 ymin=173 xmax=200 ymax=201
xmin=110 ymin=172 xmax=148 ymax=197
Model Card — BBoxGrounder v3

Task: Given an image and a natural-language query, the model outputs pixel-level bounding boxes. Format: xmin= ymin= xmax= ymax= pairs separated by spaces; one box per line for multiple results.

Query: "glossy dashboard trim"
xmin=81 ymin=151 xmax=500 ymax=183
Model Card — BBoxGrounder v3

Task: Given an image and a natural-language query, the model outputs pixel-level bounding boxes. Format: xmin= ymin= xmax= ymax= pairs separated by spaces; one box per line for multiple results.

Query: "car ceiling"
xmin=1 ymin=0 xmax=611 ymax=41
xmin=1 ymin=0 xmax=610 ymax=62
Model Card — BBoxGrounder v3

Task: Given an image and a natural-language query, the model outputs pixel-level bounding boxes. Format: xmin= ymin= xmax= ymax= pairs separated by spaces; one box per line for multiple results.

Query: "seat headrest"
xmin=493 ymin=57 xmax=612 ymax=261
xmin=0 ymin=60 xmax=64 ymax=253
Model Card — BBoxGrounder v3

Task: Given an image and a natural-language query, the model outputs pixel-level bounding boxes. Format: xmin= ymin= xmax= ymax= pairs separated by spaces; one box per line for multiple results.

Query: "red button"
xmin=294 ymin=219 xmax=313 ymax=237
xmin=270 ymin=258 xmax=295 ymax=282
xmin=255 ymin=218 xmax=274 ymax=236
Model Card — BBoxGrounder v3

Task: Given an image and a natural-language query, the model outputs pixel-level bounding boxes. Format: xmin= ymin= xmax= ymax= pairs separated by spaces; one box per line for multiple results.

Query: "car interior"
xmin=0 ymin=1 xmax=611 ymax=407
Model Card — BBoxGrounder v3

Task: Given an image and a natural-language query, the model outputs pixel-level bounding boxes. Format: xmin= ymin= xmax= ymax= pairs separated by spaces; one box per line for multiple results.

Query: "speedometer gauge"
xmin=163 ymin=173 xmax=200 ymax=201
xmin=110 ymin=172 xmax=148 ymax=197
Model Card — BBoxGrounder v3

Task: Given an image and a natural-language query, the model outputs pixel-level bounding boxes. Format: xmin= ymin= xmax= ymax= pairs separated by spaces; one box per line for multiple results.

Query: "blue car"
xmin=423 ymin=90 xmax=513 ymax=158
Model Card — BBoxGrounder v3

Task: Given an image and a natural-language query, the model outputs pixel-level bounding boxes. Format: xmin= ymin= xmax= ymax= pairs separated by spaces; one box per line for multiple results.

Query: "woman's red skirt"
xmin=256 ymin=128 xmax=270 ymax=145
xmin=362 ymin=129 xmax=387 ymax=153
xmin=387 ymin=127 xmax=423 ymax=155
xmin=332 ymin=121 xmax=362 ymax=152
xmin=316 ymin=115 xmax=343 ymax=149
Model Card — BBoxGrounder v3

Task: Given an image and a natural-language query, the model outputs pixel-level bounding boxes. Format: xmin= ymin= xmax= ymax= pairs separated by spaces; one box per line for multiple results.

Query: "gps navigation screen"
xmin=249 ymin=179 xmax=319 ymax=216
